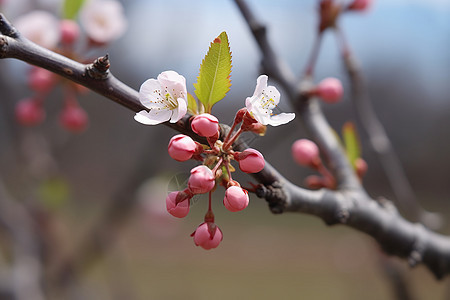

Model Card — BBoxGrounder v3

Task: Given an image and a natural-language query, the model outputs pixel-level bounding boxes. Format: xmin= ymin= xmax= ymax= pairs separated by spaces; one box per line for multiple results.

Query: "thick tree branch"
xmin=2 ymin=11 xmax=450 ymax=279
xmin=233 ymin=0 xmax=450 ymax=279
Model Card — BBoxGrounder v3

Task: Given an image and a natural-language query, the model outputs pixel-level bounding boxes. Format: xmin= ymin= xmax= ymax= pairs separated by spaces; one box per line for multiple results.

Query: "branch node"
xmin=336 ymin=209 xmax=349 ymax=224
xmin=0 ymin=14 xmax=19 ymax=38
xmin=408 ymin=224 xmax=427 ymax=268
xmin=0 ymin=36 xmax=7 ymax=57
xmin=86 ymin=54 xmax=110 ymax=80
xmin=256 ymin=183 xmax=286 ymax=214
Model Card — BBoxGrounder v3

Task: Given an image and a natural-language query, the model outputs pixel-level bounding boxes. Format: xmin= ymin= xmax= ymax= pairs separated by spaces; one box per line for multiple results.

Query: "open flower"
xmin=80 ymin=0 xmax=127 ymax=44
xmin=135 ymin=71 xmax=188 ymax=125
xmin=14 ymin=10 xmax=60 ymax=49
xmin=245 ymin=75 xmax=295 ymax=126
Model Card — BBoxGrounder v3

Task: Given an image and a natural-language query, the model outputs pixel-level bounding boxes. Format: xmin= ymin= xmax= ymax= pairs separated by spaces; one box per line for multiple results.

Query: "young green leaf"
xmin=342 ymin=122 xmax=361 ymax=167
xmin=194 ymin=32 xmax=232 ymax=113
xmin=63 ymin=0 xmax=85 ymax=20
xmin=187 ymin=93 xmax=198 ymax=115
xmin=38 ymin=177 xmax=70 ymax=209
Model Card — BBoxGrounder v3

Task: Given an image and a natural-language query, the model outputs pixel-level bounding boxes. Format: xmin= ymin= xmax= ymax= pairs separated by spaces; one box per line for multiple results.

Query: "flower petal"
xmin=253 ymin=75 xmax=268 ymax=97
xmin=158 ymin=71 xmax=187 ymax=101
xmin=267 ymin=113 xmax=296 ymax=126
xmin=139 ymin=79 xmax=166 ymax=109
xmin=170 ymin=98 xmax=188 ymax=123
xmin=134 ymin=109 xmax=172 ymax=125
xmin=263 ymin=85 xmax=281 ymax=107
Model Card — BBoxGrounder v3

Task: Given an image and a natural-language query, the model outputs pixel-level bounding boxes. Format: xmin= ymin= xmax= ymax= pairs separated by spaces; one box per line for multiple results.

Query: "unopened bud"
xmin=292 ymin=139 xmax=320 ymax=168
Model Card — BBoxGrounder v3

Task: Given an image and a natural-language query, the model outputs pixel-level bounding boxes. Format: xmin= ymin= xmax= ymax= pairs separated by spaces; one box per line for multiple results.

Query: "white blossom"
xmin=245 ymin=75 xmax=295 ymax=126
xmin=135 ymin=71 xmax=188 ymax=125
xmin=79 ymin=0 xmax=127 ymax=44
xmin=14 ymin=10 xmax=60 ymax=49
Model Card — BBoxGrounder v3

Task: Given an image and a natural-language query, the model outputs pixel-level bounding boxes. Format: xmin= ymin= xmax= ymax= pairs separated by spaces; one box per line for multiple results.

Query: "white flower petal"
xmin=80 ymin=0 xmax=127 ymax=43
xmin=158 ymin=71 xmax=187 ymax=101
xmin=139 ymin=79 xmax=166 ymax=109
xmin=170 ymin=98 xmax=188 ymax=123
xmin=264 ymin=85 xmax=281 ymax=106
xmin=14 ymin=11 xmax=60 ymax=49
xmin=266 ymin=113 xmax=296 ymax=126
xmin=253 ymin=75 xmax=268 ymax=97
xmin=134 ymin=109 xmax=171 ymax=125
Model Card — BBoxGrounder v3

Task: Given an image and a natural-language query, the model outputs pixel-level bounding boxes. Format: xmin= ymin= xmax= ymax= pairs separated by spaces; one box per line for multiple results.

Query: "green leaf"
xmin=342 ymin=122 xmax=361 ymax=167
xmin=194 ymin=32 xmax=232 ymax=113
xmin=63 ymin=0 xmax=85 ymax=19
xmin=187 ymin=93 xmax=199 ymax=115
xmin=38 ymin=177 xmax=70 ymax=209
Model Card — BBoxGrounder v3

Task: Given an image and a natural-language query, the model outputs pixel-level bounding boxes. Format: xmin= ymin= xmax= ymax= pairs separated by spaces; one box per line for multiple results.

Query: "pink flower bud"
xmin=28 ymin=67 xmax=55 ymax=93
xmin=166 ymin=190 xmax=192 ymax=218
xmin=236 ymin=148 xmax=265 ymax=173
xmin=316 ymin=78 xmax=343 ymax=103
xmin=191 ymin=113 xmax=219 ymax=137
xmin=60 ymin=19 xmax=80 ymax=45
xmin=292 ymin=139 xmax=320 ymax=167
xmin=60 ymin=104 xmax=88 ymax=133
xmin=224 ymin=186 xmax=249 ymax=212
xmin=355 ymin=158 xmax=368 ymax=178
xmin=15 ymin=98 xmax=45 ymax=126
xmin=348 ymin=0 xmax=372 ymax=11
xmin=192 ymin=222 xmax=223 ymax=250
xmin=168 ymin=134 xmax=197 ymax=162
xmin=188 ymin=165 xmax=215 ymax=194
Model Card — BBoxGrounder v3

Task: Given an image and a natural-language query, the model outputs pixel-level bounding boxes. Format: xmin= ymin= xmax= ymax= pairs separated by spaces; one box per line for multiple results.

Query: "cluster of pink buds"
xmin=166 ymin=109 xmax=266 ymax=249
xmin=292 ymin=138 xmax=368 ymax=188
xmin=12 ymin=0 xmax=127 ymax=132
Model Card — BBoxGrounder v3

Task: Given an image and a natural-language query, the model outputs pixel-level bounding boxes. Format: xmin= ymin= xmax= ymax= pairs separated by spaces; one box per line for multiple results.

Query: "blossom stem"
xmin=223 ymin=128 xmax=244 ymax=150
xmin=224 ymin=161 xmax=233 ymax=182
xmin=224 ymin=118 xmax=240 ymax=144
xmin=211 ymin=157 xmax=224 ymax=176
xmin=303 ymin=32 xmax=323 ymax=77
xmin=317 ymin=163 xmax=336 ymax=189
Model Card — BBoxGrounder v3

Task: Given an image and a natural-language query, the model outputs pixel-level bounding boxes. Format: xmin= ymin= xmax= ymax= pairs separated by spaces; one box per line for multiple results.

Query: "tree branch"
xmin=233 ymin=0 xmax=450 ymax=279
xmin=2 ymin=11 xmax=450 ymax=279
xmin=336 ymin=28 xmax=442 ymax=229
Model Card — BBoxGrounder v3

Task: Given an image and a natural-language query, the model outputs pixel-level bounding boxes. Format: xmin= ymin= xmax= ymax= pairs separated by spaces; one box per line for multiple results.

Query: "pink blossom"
xmin=191 ymin=113 xmax=219 ymax=137
xmin=316 ymin=78 xmax=343 ymax=103
xmin=188 ymin=165 xmax=215 ymax=194
xmin=166 ymin=190 xmax=191 ymax=218
xmin=80 ymin=0 xmax=127 ymax=44
xmin=224 ymin=186 xmax=249 ymax=212
xmin=292 ymin=139 xmax=320 ymax=167
xmin=28 ymin=67 xmax=56 ymax=93
xmin=15 ymin=98 xmax=45 ymax=126
xmin=236 ymin=148 xmax=265 ymax=173
xmin=168 ymin=134 xmax=197 ymax=162
xmin=135 ymin=71 xmax=188 ymax=125
xmin=60 ymin=19 xmax=80 ymax=45
xmin=59 ymin=105 xmax=88 ymax=133
xmin=14 ymin=10 xmax=60 ymax=49
xmin=192 ymin=222 xmax=223 ymax=250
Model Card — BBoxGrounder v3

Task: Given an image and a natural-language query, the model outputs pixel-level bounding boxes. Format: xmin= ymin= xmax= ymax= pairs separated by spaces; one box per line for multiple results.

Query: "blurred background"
xmin=0 ymin=0 xmax=450 ymax=299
